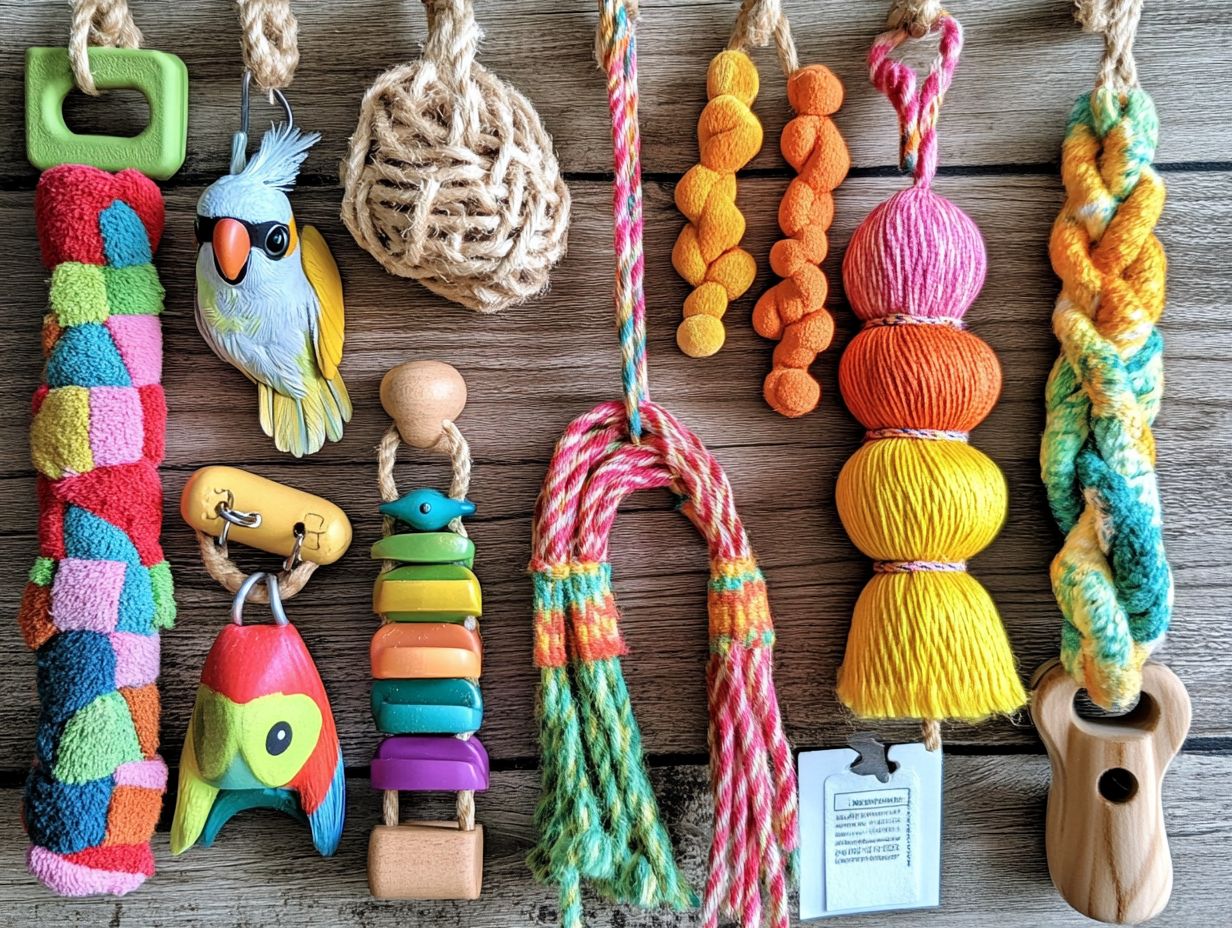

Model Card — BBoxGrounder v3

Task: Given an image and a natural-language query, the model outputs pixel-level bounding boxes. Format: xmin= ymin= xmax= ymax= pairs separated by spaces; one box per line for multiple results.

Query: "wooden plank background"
xmin=2 ymin=1 xmax=1230 ymax=925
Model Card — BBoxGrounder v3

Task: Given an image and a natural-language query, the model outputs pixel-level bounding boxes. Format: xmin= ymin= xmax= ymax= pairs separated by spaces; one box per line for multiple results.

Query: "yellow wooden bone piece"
xmin=372 ymin=565 xmax=483 ymax=621
xmin=181 ymin=465 xmax=352 ymax=565
xmin=370 ymin=623 xmax=483 ymax=679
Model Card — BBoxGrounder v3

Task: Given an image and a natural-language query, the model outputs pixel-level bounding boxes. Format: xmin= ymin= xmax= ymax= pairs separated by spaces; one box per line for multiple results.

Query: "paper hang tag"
xmin=798 ymin=737 xmax=942 ymax=920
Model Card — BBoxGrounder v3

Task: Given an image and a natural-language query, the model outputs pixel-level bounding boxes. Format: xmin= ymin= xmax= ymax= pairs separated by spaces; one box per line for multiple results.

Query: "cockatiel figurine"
xmin=195 ymin=123 xmax=350 ymax=457
xmin=171 ymin=615 xmax=346 ymax=856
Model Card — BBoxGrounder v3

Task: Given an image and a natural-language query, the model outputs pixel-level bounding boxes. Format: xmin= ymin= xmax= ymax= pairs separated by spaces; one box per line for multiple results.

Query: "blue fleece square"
xmin=25 ymin=764 xmax=111 ymax=854
xmin=36 ymin=631 xmax=116 ymax=723
xmin=116 ymin=563 xmax=156 ymax=634
xmin=45 ymin=323 xmax=132 ymax=388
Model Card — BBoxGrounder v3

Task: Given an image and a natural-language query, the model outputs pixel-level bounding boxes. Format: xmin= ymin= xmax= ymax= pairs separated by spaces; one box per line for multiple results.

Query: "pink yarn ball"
xmin=842 ymin=185 xmax=987 ymax=321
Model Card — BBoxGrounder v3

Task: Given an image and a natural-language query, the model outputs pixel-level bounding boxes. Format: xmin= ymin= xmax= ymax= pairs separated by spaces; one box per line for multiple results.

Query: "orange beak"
xmin=212 ymin=218 xmax=251 ymax=285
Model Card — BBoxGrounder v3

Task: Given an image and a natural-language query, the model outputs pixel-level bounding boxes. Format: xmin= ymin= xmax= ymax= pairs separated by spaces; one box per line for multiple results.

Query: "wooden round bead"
xmin=380 ymin=361 xmax=467 ymax=450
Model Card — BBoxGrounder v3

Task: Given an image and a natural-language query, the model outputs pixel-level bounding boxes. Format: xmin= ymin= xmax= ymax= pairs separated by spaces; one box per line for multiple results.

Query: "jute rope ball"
xmin=340 ymin=0 xmax=571 ymax=314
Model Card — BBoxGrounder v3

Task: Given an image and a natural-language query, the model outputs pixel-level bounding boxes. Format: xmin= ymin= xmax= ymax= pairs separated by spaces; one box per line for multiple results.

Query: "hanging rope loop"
xmin=886 ymin=0 xmax=944 ymax=38
xmin=728 ymin=0 xmax=799 ymax=76
xmin=235 ymin=0 xmax=300 ymax=93
xmin=596 ymin=0 xmax=650 ymax=438
xmin=869 ymin=8 xmax=962 ymax=184
xmin=422 ymin=0 xmax=482 ymax=80
xmin=1074 ymin=0 xmax=1143 ymax=93
xmin=68 ymin=0 xmax=143 ymax=96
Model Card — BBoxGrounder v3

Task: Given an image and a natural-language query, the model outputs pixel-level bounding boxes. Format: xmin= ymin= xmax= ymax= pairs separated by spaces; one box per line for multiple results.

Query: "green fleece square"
xmin=28 ymin=556 xmax=55 ymax=587
xmin=149 ymin=560 xmax=176 ymax=629
xmin=104 ymin=263 xmax=165 ymax=316
xmin=50 ymin=263 xmax=109 ymax=326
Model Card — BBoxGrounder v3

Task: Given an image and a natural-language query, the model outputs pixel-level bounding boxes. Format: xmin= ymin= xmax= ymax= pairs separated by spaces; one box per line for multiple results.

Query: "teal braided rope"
xmin=1042 ymin=86 xmax=1172 ymax=710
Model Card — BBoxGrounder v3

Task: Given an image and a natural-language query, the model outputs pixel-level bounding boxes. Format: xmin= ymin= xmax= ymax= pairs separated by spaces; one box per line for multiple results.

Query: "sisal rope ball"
xmin=340 ymin=0 xmax=570 ymax=314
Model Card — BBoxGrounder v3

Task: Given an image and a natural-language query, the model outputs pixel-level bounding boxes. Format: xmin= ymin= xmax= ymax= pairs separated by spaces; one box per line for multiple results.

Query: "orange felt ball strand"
xmin=672 ymin=50 xmax=763 ymax=358
xmin=753 ymin=64 xmax=850 ymax=417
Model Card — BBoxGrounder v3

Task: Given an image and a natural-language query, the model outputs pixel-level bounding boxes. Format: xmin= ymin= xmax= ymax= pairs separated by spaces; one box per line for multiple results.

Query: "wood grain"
xmin=1 ymin=1 xmax=1231 ymax=184
xmin=1 ymin=0 xmax=1229 ymax=924
xmin=0 ymin=755 xmax=1228 ymax=926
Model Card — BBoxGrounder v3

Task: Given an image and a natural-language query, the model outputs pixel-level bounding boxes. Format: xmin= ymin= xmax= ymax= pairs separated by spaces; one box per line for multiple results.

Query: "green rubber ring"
xmin=25 ymin=47 xmax=188 ymax=180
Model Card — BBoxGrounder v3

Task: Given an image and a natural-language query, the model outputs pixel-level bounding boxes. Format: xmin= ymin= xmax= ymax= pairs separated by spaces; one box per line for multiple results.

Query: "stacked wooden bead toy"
xmin=367 ymin=361 xmax=489 ymax=901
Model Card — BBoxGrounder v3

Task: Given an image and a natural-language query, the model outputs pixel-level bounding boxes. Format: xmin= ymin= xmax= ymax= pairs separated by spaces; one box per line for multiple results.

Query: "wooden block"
xmin=1033 ymin=661 xmax=1192 ymax=925
xmin=368 ymin=822 xmax=483 ymax=900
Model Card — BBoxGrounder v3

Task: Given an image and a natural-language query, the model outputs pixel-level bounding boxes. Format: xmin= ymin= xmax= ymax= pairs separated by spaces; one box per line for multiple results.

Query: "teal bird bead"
xmin=379 ymin=488 xmax=475 ymax=532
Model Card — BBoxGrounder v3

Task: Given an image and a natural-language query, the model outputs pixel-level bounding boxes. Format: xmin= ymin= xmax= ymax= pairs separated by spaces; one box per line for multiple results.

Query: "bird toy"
xmin=170 ymin=572 xmax=346 ymax=857
xmin=529 ymin=3 xmax=796 ymax=927
xmin=195 ymin=0 xmax=350 ymax=458
xmin=173 ymin=466 xmax=352 ymax=855
xmin=1033 ymin=1 xmax=1190 ymax=922
xmin=748 ymin=1 xmax=850 ymax=417
xmin=17 ymin=0 xmax=181 ymax=896
xmin=367 ymin=360 xmax=489 ymax=900
xmin=340 ymin=0 xmax=570 ymax=314
xmin=670 ymin=3 xmax=767 ymax=358
xmin=833 ymin=7 xmax=1025 ymax=748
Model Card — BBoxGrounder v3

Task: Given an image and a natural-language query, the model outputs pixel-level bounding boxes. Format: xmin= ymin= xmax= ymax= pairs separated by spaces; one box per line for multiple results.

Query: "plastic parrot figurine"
xmin=195 ymin=123 xmax=350 ymax=457
xmin=171 ymin=594 xmax=346 ymax=857
xmin=380 ymin=488 xmax=476 ymax=532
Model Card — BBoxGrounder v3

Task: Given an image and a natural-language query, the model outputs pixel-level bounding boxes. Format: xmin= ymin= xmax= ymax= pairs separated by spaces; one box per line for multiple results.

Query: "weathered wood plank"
xmin=0 ymin=754 xmax=1227 ymax=926
xmin=0 ymin=169 xmax=1228 ymax=768
xmin=0 ymin=1 xmax=1229 ymax=184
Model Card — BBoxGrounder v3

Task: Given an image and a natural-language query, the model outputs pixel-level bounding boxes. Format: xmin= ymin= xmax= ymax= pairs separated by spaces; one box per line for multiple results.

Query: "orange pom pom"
xmin=787 ymin=64 xmax=844 ymax=116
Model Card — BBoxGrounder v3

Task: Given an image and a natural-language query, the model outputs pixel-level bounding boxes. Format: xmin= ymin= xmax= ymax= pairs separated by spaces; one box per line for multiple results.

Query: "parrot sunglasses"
xmin=195 ymin=215 xmax=294 ymax=284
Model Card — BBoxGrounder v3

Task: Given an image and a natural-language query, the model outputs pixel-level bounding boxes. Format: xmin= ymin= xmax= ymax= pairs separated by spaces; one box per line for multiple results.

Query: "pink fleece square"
xmin=88 ymin=387 xmax=143 ymax=466
xmin=110 ymin=632 xmax=160 ymax=687
xmin=114 ymin=757 xmax=168 ymax=790
xmin=105 ymin=315 xmax=163 ymax=386
xmin=50 ymin=559 xmax=126 ymax=632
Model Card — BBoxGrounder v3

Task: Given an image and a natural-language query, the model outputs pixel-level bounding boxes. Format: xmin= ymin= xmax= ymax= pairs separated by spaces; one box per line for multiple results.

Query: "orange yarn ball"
xmin=838 ymin=324 xmax=1001 ymax=432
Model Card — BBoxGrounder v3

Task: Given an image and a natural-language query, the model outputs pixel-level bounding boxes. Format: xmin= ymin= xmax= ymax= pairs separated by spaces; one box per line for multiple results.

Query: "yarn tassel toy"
xmin=670 ymin=3 xmax=768 ymax=358
xmin=17 ymin=0 xmax=181 ymax=895
xmin=529 ymin=3 xmax=796 ymax=928
xmin=833 ymin=8 xmax=1025 ymax=745
xmin=750 ymin=8 xmax=850 ymax=417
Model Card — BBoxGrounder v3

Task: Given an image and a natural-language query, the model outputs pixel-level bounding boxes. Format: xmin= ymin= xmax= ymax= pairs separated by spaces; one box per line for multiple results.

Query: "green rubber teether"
xmin=25 ymin=47 xmax=188 ymax=180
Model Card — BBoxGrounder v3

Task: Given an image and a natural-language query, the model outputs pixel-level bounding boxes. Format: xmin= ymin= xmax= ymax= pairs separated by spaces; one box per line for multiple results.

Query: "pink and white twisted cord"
xmin=869 ymin=12 xmax=962 ymax=184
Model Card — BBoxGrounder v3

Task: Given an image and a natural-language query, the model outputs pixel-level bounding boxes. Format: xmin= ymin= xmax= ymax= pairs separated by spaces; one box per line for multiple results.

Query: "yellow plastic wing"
xmin=299 ymin=224 xmax=345 ymax=381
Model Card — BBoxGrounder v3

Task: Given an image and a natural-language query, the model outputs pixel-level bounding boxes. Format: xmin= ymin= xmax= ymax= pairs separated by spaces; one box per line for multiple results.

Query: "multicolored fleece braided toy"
xmin=18 ymin=164 xmax=175 ymax=895
xmin=529 ymin=3 xmax=796 ymax=927
xmin=1041 ymin=0 xmax=1171 ymax=711
xmin=834 ymin=12 xmax=1025 ymax=745
xmin=751 ymin=22 xmax=850 ymax=418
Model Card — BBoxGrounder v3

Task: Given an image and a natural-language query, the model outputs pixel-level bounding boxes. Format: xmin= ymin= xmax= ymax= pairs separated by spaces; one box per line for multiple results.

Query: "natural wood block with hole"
xmin=1032 ymin=661 xmax=1192 ymax=925
xmin=367 ymin=822 xmax=484 ymax=900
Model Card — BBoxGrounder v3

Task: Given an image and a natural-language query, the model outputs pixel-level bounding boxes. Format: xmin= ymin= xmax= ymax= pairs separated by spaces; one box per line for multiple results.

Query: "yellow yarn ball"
xmin=836 ymin=572 xmax=1027 ymax=720
xmin=835 ymin=438 xmax=1006 ymax=562
xmin=677 ymin=315 xmax=726 ymax=358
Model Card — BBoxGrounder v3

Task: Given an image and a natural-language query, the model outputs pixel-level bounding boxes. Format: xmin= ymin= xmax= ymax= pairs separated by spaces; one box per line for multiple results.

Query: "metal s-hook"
xmin=230 ymin=571 xmax=289 ymax=625
xmin=230 ymin=69 xmax=295 ymax=173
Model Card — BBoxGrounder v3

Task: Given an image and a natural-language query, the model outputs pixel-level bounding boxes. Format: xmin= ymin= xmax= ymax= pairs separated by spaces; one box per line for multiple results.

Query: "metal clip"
xmin=182 ymin=465 xmax=352 ymax=565
xmin=230 ymin=69 xmax=295 ymax=174
xmin=847 ymin=731 xmax=894 ymax=783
